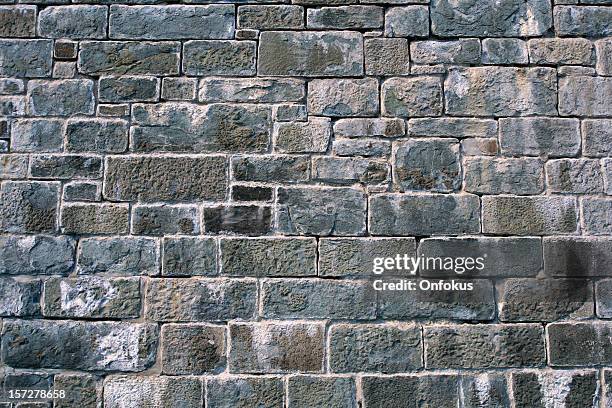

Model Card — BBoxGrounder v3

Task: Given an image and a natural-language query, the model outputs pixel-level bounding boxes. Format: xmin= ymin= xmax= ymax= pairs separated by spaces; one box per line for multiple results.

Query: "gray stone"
xmin=461 ymin=138 xmax=499 ymax=155
xmin=605 ymin=159 xmax=612 ymax=194
xmin=394 ymin=138 xmax=461 ymax=192
xmin=583 ymin=119 xmax=612 ymax=157
xmin=232 ymin=155 xmax=310 ymax=183
xmin=130 ymin=103 xmax=271 ymax=153
xmin=53 ymin=373 xmax=99 ymax=408
xmin=0 ymin=40 xmax=53 ymax=77
xmin=163 ymin=237 xmax=217 ymax=276
xmin=261 ymin=279 xmax=376 ymax=319
xmin=418 ymin=237 xmax=543 ymax=278
xmin=29 ymin=155 xmax=102 ymax=179
xmin=63 ymin=182 xmax=100 ymax=202
xmin=273 ymin=104 xmax=307 ymax=121
xmin=10 ymin=119 xmax=64 ymax=153
xmin=445 ymin=67 xmax=557 ymax=116
xmin=229 ymin=322 xmax=324 ymax=373
xmin=334 ymin=118 xmax=405 ymax=138
xmin=482 ymin=38 xmax=528 ymax=64
xmin=183 ymin=40 xmax=256 ymax=76
xmin=104 ymin=376 xmax=202 ymax=408
xmin=0 ymin=277 xmax=40 ymax=316
xmin=333 ymin=139 xmax=391 ymax=158
xmin=2 ymin=320 xmax=158 ymax=371
xmin=499 ymin=117 xmax=580 ymax=157
xmin=544 ymin=237 xmax=612 ymax=277
xmin=364 ymin=38 xmax=410 ymax=76
xmin=161 ymin=77 xmax=197 ymax=100
xmin=464 ymin=157 xmax=544 ymax=195
xmin=66 ymin=118 xmax=129 ymax=153
xmin=411 ymin=39 xmax=481 ymax=64
xmin=258 ymin=31 xmax=363 ymax=76
xmin=597 ymin=280 xmax=612 ymax=318
xmin=382 ymin=77 xmax=443 ymax=117
xmin=0 ymin=95 xmax=25 ymax=116
xmin=511 ymin=370 xmax=598 ymax=408
xmin=132 ymin=205 xmax=200 ymax=236
xmin=274 ymin=117 xmax=331 ymax=153
xmin=109 ymin=5 xmax=234 ymax=39
xmin=145 ymin=278 xmax=257 ymax=321
xmin=199 ymin=78 xmax=305 ymax=103
xmin=384 ymin=6 xmax=429 ymax=37
xmin=104 ymin=156 xmax=227 ymax=201
xmin=288 ymin=376 xmax=356 ymax=408
xmin=0 ymin=5 xmax=36 ymax=37
xmin=0 ymin=235 xmax=75 ymax=275
xmin=308 ymin=78 xmax=378 ymax=117
xmin=408 ymin=117 xmax=497 ymax=138
xmin=313 ymin=156 xmax=389 ymax=186
xmin=546 ymin=159 xmax=603 ymax=193
xmin=431 ymin=0 xmax=551 ymax=37
xmin=39 ymin=5 xmax=107 ymax=39
xmin=582 ymin=198 xmax=612 ymax=235
xmin=596 ymin=38 xmax=612 ymax=75
xmin=277 ymin=187 xmax=367 ymax=236
xmin=0 ymin=78 xmax=25 ymax=94
xmin=238 ymin=5 xmax=303 ymax=29
xmin=0 ymin=154 xmax=28 ymax=178
xmin=28 ymin=79 xmax=95 ymax=116
xmin=99 ymin=76 xmax=159 ymax=102
xmin=203 ymin=205 xmax=272 ymax=235
xmin=559 ymin=76 xmax=612 ymax=117
xmin=231 ymin=185 xmax=274 ymax=202
xmin=370 ymin=194 xmax=481 ymax=235
xmin=548 ymin=322 xmax=612 ymax=366
xmin=78 ymin=41 xmax=180 ymax=75
xmin=220 ymin=237 xmax=316 ymax=277
xmin=161 ymin=323 xmax=225 ymax=375
xmin=528 ymin=38 xmax=594 ymax=65
xmin=54 ymin=61 xmax=77 ymax=78
xmin=482 ymin=196 xmax=577 ymax=235
xmin=207 ymin=377 xmax=284 ymax=408
xmin=61 ymin=203 xmax=129 ymax=235
xmin=78 ymin=237 xmax=158 ymax=276
xmin=0 ymin=181 xmax=59 ymax=233
xmin=42 ymin=277 xmax=141 ymax=318
xmin=425 ymin=324 xmax=545 ymax=368
xmin=307 ymin=6 xmax=382 ymax=29
xmin=554 ymin=6 xmax=612 ymax=36
xmin=97 ymin=103 xmax=129 ymax=117
xmin=329 ymin=323 xmax=422 ymax=373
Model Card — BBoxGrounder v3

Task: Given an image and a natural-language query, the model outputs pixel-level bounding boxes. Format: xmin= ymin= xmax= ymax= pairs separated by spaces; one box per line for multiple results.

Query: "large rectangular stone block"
xmin=554 ymin=6 xmax=612 ymax=36
xmin=308 ymin=78 xmax=379 ymax=117
xmin=288 ymin=376 xmax=356 ymax=408
xmin=548 ymin=322 xmax=612 ymax=366
xmin=0 ymin=277 xmax=40 ymax=317
xmin=559 ymin=76 xmax=612 ymax=117
xmin=39 ymin=5 xmax=107 ymax=39
xmin=161 ymin=323 xmax=226 ymax=375
xmin=511 ymin=370 xmax=598 ymax=408
xmin=499 ymin=117 xmax=580 ymax=157
xmin=207 ymin=377 xmax=284 ymax=408
xmin=61 ymin=203 xmax=129 ymax=235
xmin=0 ymin=235 xmax=75 ymax=275
xmin=199 ymin=77 xmax=305 ymax=103
xmin=104 ymin=376 xmax=202 ymax=408
xmin=0 ymin=181 xmax=59 ymax=233
xmin=544 ymin=237 xmax=612 ymax=277
xmin=0 ymin=5 xmax=36 ymax=37
xmin=382 ymin=76 xmax=443 ymax=117
xmin=0 ymin=39 xmax=53 ymax=77
xmin=78 ymin=237 xmax=159 ymax=276
xmin=27 ymin=79 xmax=95 ymax=116
xmin=464 ymin=157 xmax=544 ymax=195
xmin=163 ymin=237 xmax=217 ymax=276
xmin=183 ymin=40 xmax=256 ymax=76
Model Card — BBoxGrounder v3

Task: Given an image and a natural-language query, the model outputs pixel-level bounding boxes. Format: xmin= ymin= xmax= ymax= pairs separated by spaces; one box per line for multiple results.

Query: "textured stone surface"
xmin=0 ymin=181 xmax=59 ymax=233
xmin=28 ymin=79 xmax=95 ymax=116
xmin=382 ymin=76 xmax=442 ymax=117
xmin=162 ymin=237 xmax=216 ymax=276
xmin=464 ymin=157 xmax=544 ymax=195
xmin=61 ymin=203 xmax=129 ymax=235
xmin=161 ymin=323 xmax=225 ymax=375
xmin=39 ymin=6 xmax=107 ymax=39
xmin=499 ymin=117 xmax=580 ymax=157
xmin=11 ymin=119 xmax=64 ymax=152
xmin=559 ymin=76 xmax=612 ymax=116
xmin=104 ymin=376 xmax=202 ymax=408
xmin=548 ymin=322 xmax=612 ymax=366
xmin=183 ymin=40 xmax=256 ymax=76
xmin=0 ymin=39 xmax=53 ymax=77
xmin=207 ymin=377 xmax=284 ymax=408
xmin=0 ymin=235 xmax=75 ymax=275
xmin=511 ymin=370 xmax=598 ymax=408
xmin=308 ymin=78 xmax=378 ymax=117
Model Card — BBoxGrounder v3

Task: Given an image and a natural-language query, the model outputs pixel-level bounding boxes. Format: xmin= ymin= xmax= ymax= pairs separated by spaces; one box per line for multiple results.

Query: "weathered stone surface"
xmin=408 ymin=117 xmax=497 ymax=138
xmin=54 ymin=39 xmax=77 ymax=59
xmin=63 ymin=182 xmax=99 ymax=201
xmin=0 ymin=154 xmax=28 ymax=178
xmin=464 ymin=157 xmax=544 ymax=195
xmin=554 ymin=6 xmax=612 ymax=36
xmin=29 ymin=155 xmax=102 ymax=179
xmin=482 ymin=38 xmax=528 ymax=64
xmin=370 ymin=194 xmax=481 ymax=236
xmin=161 ymin=323 xmax=225 ymax=375
xmin=43 ymin=277 xmax=141 ymax=318
xmin=104 ymin=376 xmax=202 ymax=408
xmin=28 ymin=79 xmax=94 ymax=116
xmin=239 ymin=5 xmax=303 ymax=29
xmin=0 ymin=6 xmax=36 ymax=37
xmin=463 ymin=138 xmax=500 ymax=156
xmin=596 ymin=38 xmax=612 ymax=76
xmin=65 ymin=118 xmax=129 ymax=153
xmin=53 ymin=373 xmax=100 ymax=408
xmin=364 ymin=38 xmax=410 ymax=76
xmin=334 ymin=118 xmax=405 ymax=138
xmin=583 ymin=119 xmax=612 ymax=157
xmin=0 ymin=95 xmax=25 ymax=116
xmin=288 ymin=376 xmax=356 ymax=408
xmin=312 ymin=156 xmax=388 ymax=186
xmin=528 ymin=38 xmax=594 ymax=65
xmin=273 ymin=104 xmax=307 ymax=121
xmin=308 ymin=78 xmax=378 ymax=117
xmin=10 ymin=119 xmax=64 ymax=153
xmin=431 ymin=0 xmax=551 ymax=37
xmin=78 ymin=237 xmax=158 ymax=276
xmin=274 ymin=117 xmax=331 ymax=153
xmin=232 ymin=155 xmax=310 ymax=183
xmin=109 ymin=5 xmax=234 ymax=39
xmin=258 ymin=31 xmax=363 ymax=76
xmin=333 ymin=139 xmax=391 ymax=157
xmin=232 ymin=185 xmax=274 ymax=202
xmin=548 ymin=322 xmax=612 ymax=366
xmin=0 ymin=181 xmax=59 ymax=233
xmin=163 ymin=237 xmax=216 ymax=276
xmin=308 ymin=6 xmax=382 ymax=29
xmin=499 ymin=117 xmax=580 ymax=157
xmin=0 ymin=78 xmax=24 ymax=94
xmin=382 ymin=76 xmax=442 ymax=117
xmin=262 ymin=279 xmax=376 ymax=319
xmin=582 ymin=198 xmax=612 ymax=235
xmin=78 ymin=41 xmax=180 ymax=75
xmin=39 ymin=6 xmax=107 ymax=39
xmin=132 ymin=204 xmax=200 ymax=235
xmin=511 ymin=370 xmax=599 ymax=408
xmin=0 ymin=39 xmax=53 ymax=77
xmin=199 ymin=77 xmax=304 ymax=103
xmin=559 ymin=76 xmax=612 ymax=117
xmin=445 ymin=67 xmax=557 ymax=116
xmin=0 ymin=277 xmax=40 ymax=316
xmin=229 ymin=322 xmax=324 ymax=373
xmin=99 ymin=76 xmax=158 ymax=102
xmin=220 ymin=238 xmax=316 ymax=277
xmin=61 ymin=203 xmax=129 ymax=235
xmin=277 ymin=187 xmax=367 ymax=236
xmin=145 ymin=278 xmax=256 ymax=321
xmin=0 ymin=235 xmax=75 ymax=275
xmin=183 ymin=40 xmax=256 ymax=76
xmin=546 ymin=159 xmax=603 ymax=193
xmin=104 ymin=156 xmax=227 ymax=201
xmin=2 ymin=320 xmax=158 ymax=371
xmin=207 ymin=377 xmax=284 ymax=408
xmin=203 ymin=205 xmax=272 ymax=235
xmin=411 ymin=39 xmax=481 ymax=64
xmin=425 ymin=324 xmax=545 ymax=368
xmin=384 ymin=6 xmax=429 ymax=37
xmin=130 ymin=103 xmax=271 ymax=153
xmin=162 ymin=77 xmax=197 ymax=100
xmin=544 ymin=237 xmax=612 ymax=277
xmin=597 ymin=280 xmax=612 ymax=318
xmin=394 ymin=139 xmax=461 ymax=192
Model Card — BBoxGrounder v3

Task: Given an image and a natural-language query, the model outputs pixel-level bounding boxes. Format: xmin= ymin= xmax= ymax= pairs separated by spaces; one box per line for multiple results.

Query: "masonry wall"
xmin=0 ymin=0 xmax=611 ymax=406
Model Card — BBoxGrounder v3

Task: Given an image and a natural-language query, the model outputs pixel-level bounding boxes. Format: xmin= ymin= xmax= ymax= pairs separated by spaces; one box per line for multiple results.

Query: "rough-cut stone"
xmin=546 ymin=159 xmax=603 ymax=193
xmin=104 ymin=376 xmax=202 ymax=408
xmin=99 ymin=76 xmax=158 ymax=102
xmin=0 ymin=154 xmax=28 ymax=178
xmin=232 ymin=185 xmax=274 ymax=202
xmin=199 ymin=78 xmax=304 ymax=103
xmin=544 ymin=237 xmax=612 ymax=277
xmin=408 ymin=117 xmax=497 ymax=138
xmin=163 ymin=237 xmax=217 ymax=276
xmin=29 ymin=155 xmax=102 ymax=180
xmin=596 ymin=38 xmax=612 ymax=76
xmin=384 ymin=6 xmax=429 ymax=37
xmin=583 ymin=120 xmax=612 ymax=157
xmin=511 ymin=370 xmax=599 ymax=408
xmin=54 ymin=40 xmax=77 ymax=59
xmin=445 ymin=67 xmax=557 ymax=116
xmin=203 ymin=205 xmax=272 ymax=235
xmin=162 ymin=77 xmax=197 ymax=100
xmin=61 ymin=203 xmax=129 ymax=235
xmin=109 ymin=5 xmax=234 ymax=40
xmin=597 ymin=280 xmax=612 ymax=318
xmin=288 ymin=376 xmax=356 ymax=408
xmin=104 ymin=156 xmax=227 ymax=202
xmin=425 ymin=324 xmax=545 ymax=368
xmin=333 ymin=139 xmax=391 ymax=157
xmin=238 ymin=5 xmax=303 ymax=29
xmin=559 ymin=76 xmax=612 ymax=117
xmin=482 ymin=38 xmax=528 ymax=64
xmin=2 ymin=320 xmax=158 ymax=371
xmin=274 ymin=117 xmax=331 ymax=153
xmin=548 ymin=322 xmax=612 ymax=366
xmin=28 ymin=79 xmax=94 ymax=116
xmin=312 ymin=156 xmax=388 ymax=186
xmin=0 ymin=235 xmax=75 ymax=275
xmin=10 ymin=119 xmax=64 ymax=153
xmin=53 ymin=373 xmax=100 ymax=408
xmin=161 ymin=324 xmax=225 ymax=375
xmin=258 ymin=31 xmax=363 ymax=76
xmin=132 ymin=205 xmax=200 ymax=235
xmin=411 ymin=39 xmax=481 ymax=64
xmin=145 ymin=278 xmax=256 ymax=321
xmin=499 ymin=117 xmax=580 ymax=157
xmin=220 ymin=238 xmax=316 ymax=277
xmin=307 ymin=6 xmax=382 ymax=29
xmin=528 ymin=38 xmax=594 ymax=65
xmin=0 ymin=181 xmax=59 ymax=233
xmin=207 ymin=377 xmax=284 ymax=408
xmin=308 ymin=78 xmax=378 ymax=117
xmin=370 ymin=194 xmax=481 ymax=236
xmin=334 ymin=118 xmax=405 ymax=138
xmin=78 ymin=237 xmax=158 ymax=276
xmin=65 ymin=118 xmax=129 ymax=153
xmin=0 ymin=6 xmax=36 ymax=37
xmin=0 ymin=277 xmax=40 ymax=316
xmin=232 ymin=155 xmax=310 ymax=183
xmin=431 ymin=0 xmax=551 ymax=37
xmin=63 ymin=182 xmax=100 ymax=202
xmin=0 ymin=40 xmax=53 ymax=77
xmin=183 ymin=40 xmax=256 ymax=76
xmin=464 ymin=157 xmax=544 ymax=195
xmin=382 ymin=77 xmax=442 ymax=117
xmin=39 ymin=6 xmax=107 ymax=39
xmin=554 ymin=6 xmax=612 ymax=37
xmin=229 ymin=322 xmax=325 ymax=373
xmin=273 ymin=104 xmax=308 ymax=121
xmin=0 ymin=78 xmax=24 ymax=94
xmin=365 ymin=38 xmax=410 ymax=76
xmin=582 ymin=198 xmax=612 ymax=235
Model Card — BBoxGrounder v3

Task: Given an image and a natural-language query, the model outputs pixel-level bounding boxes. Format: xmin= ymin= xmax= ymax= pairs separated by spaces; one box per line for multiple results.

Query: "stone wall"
xmin=0 ymin=0 xmax=611 ymax=406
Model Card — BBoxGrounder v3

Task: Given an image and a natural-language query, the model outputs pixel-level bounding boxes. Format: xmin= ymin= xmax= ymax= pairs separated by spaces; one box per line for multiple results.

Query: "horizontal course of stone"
xmin=0 ymin=0 xmax=611 ymax=406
